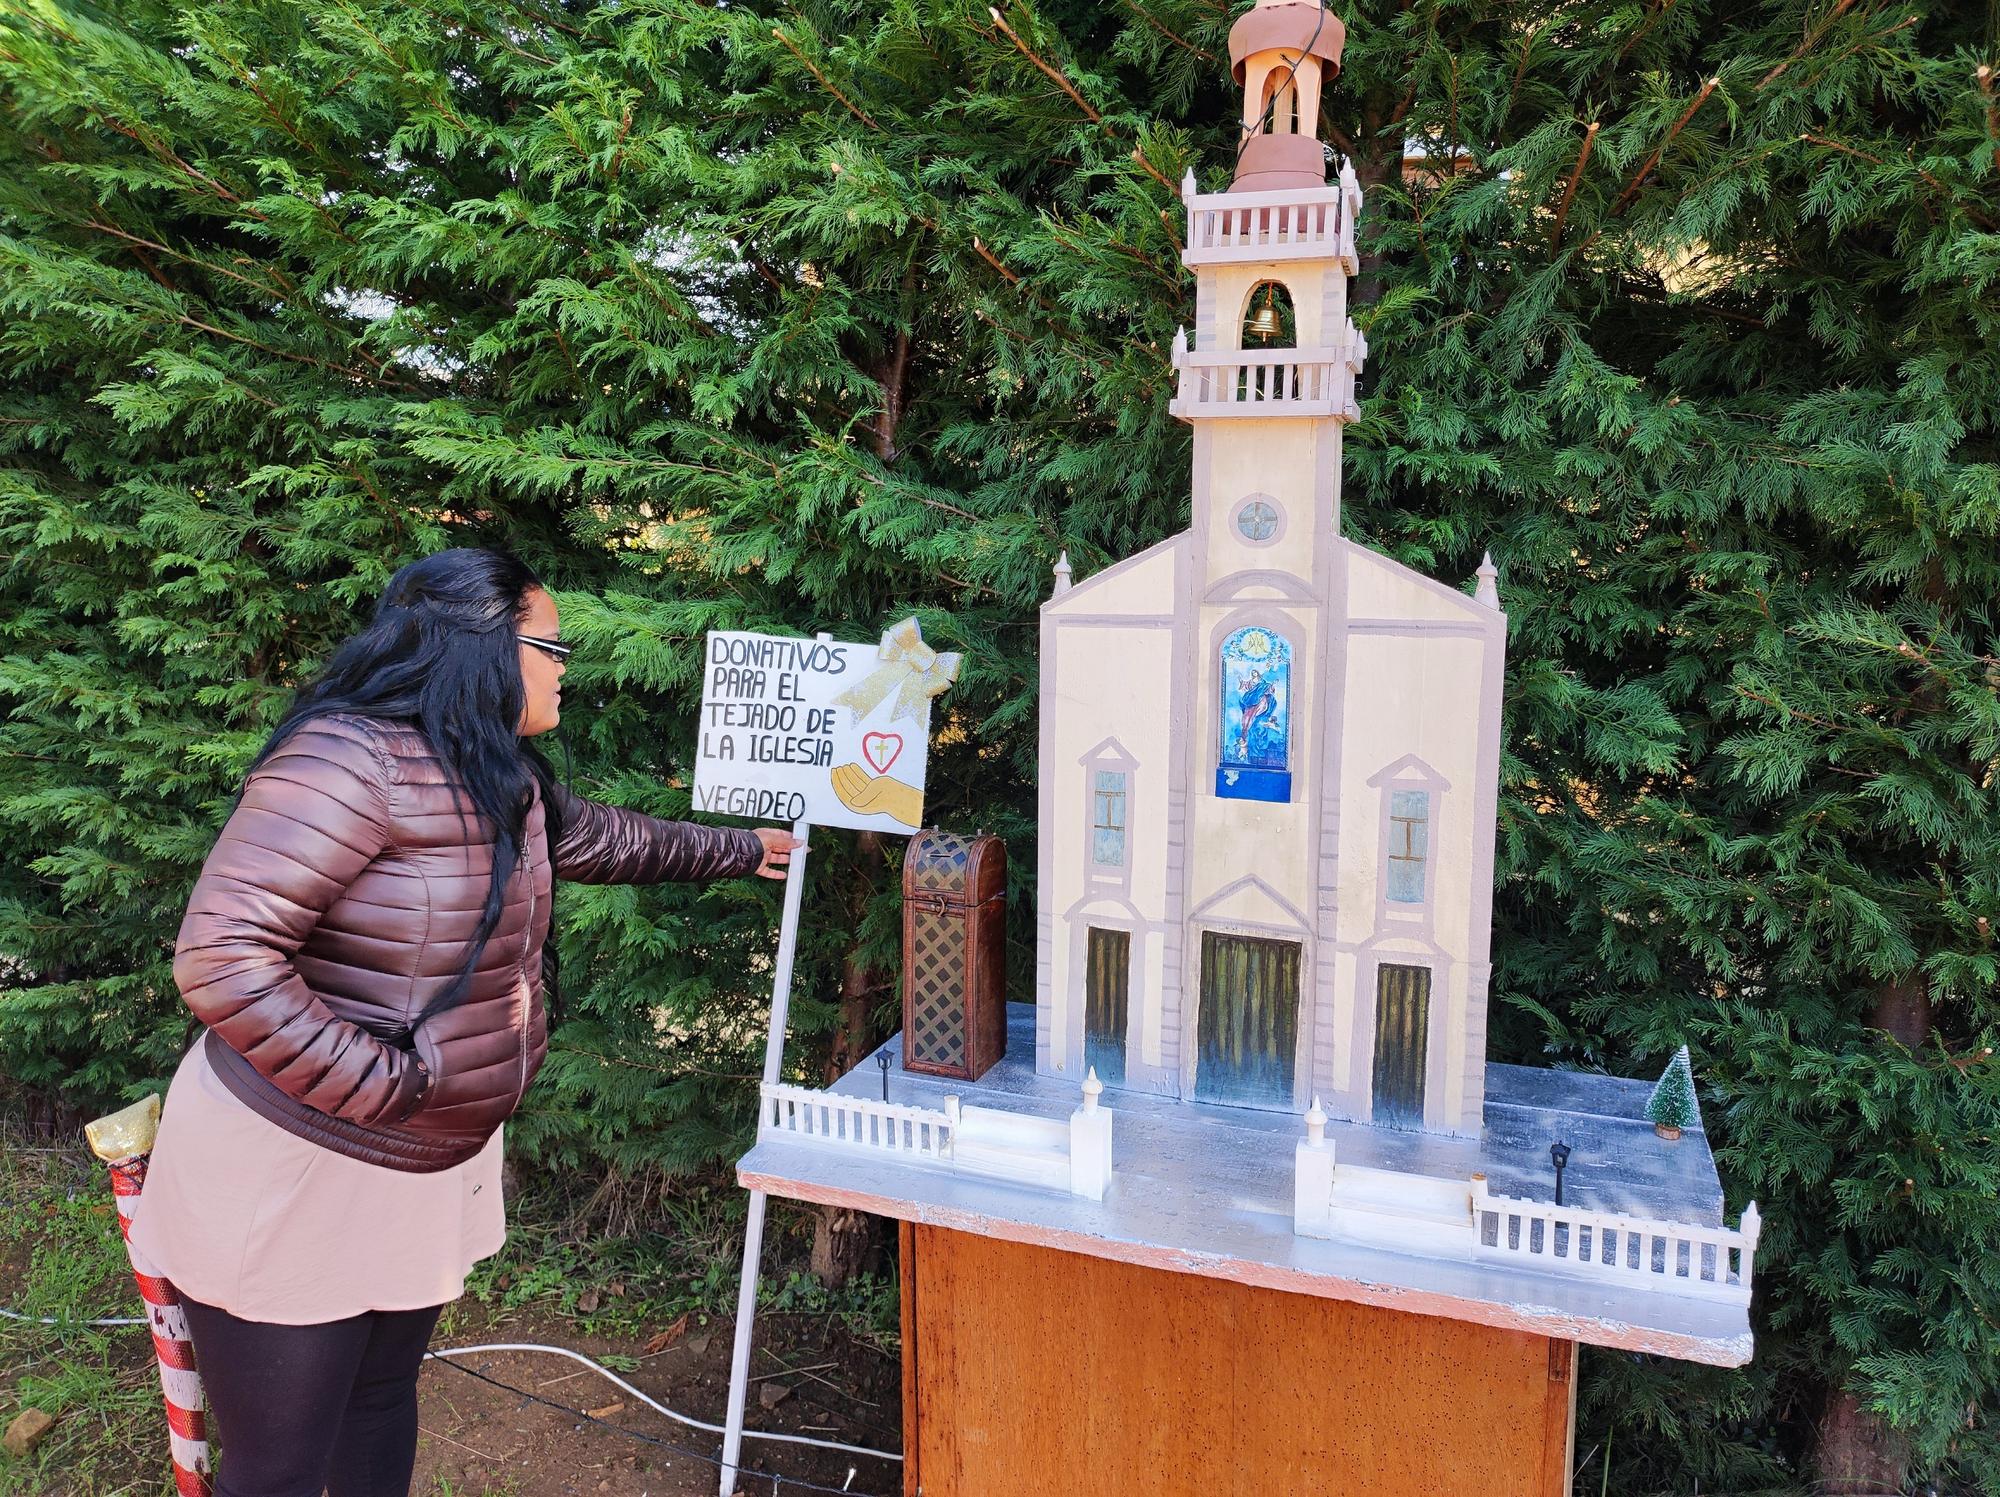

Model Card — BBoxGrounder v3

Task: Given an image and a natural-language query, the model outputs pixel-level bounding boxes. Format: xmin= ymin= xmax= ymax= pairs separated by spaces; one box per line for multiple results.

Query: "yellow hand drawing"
xmin=830 ymin=762 xmax=924 ymax=828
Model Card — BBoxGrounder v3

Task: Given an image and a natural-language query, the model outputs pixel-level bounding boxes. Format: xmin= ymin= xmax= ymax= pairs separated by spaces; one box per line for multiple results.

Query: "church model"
xmin=740 ymin=0 xmax=1758 ymax=1391
xmin=1035 ymin=45 xmax=1498 ymax=1137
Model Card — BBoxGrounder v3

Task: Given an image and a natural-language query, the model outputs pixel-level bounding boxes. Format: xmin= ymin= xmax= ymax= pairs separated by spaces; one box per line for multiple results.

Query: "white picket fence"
xmin=760 ymin=1083 xmax=954 ymax=1162
xmin=1470 ymin=1177 xmax=1761 ymax=1305
xmin=758 ymin=1076 xmax=1116 ymax=1200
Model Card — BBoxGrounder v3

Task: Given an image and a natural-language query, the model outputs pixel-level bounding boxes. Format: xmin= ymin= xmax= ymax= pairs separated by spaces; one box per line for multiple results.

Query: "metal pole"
xmin=719 ymin=816 xmax=811 ymax=1497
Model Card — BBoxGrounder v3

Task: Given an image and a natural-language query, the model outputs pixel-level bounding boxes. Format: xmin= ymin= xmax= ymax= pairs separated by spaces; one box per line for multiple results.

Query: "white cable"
xmin=425 ymin=1342 xmax=903 ymax=1464
xmin=0 ymin=1306 xmax=148 ymax=1327
xmin=0 ymin=1308 xmax=899 ymax=1466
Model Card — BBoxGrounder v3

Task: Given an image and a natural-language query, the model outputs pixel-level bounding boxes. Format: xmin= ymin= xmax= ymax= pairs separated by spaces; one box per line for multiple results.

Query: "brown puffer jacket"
xmin=174 ymin=714 xmax=763 ymax=1172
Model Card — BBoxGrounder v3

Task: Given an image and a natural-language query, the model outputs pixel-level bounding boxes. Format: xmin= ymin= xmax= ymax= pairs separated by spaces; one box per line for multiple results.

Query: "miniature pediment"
xmin=1079 ymin=736 xmax=1140 ymax=771
xmin=1189 ymin=874 xmax=1311 ymax=934
xmin=1366 ymin=753 xmax=1451 ymax=791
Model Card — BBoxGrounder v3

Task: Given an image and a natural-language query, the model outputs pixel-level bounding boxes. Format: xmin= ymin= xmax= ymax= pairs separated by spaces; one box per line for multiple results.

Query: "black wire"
xmin=423 ymin=1351 xmax=887 ymax=1497
xmin=1232 ymin=7 xmax=1332 ymax=172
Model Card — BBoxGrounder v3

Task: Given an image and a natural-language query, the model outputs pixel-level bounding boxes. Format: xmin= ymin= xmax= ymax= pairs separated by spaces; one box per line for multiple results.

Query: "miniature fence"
xmin=1470 ymin=1177 xmax=1760 ymax=1305
xmin=760 ymin=1083 xmax=954 ymax=1162
xmin=758 ymin=1074 xmax=1115 ymax=1201
xmin=1182 ymin=185 xmax=1354 ymax=267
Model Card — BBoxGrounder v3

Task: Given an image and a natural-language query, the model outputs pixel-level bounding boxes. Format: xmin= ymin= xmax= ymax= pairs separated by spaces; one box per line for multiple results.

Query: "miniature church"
xmin=739 ymin=8 xmax=1758 ymax=1443
xmin=1035 ymin=0 xmax=1503 ymax=1136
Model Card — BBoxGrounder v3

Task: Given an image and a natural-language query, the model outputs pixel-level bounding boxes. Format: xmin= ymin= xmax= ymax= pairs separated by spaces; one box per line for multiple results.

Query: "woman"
xmin=131 ymin=548 xmax=797 ymax=1497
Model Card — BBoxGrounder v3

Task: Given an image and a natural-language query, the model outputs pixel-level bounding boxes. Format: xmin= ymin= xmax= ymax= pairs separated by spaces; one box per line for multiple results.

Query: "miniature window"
xmin=1092 ymin=770 xmax=1128 ymax=867
xmin=1216 ymin=626 xmax=1292 ymax=802
xmin=1386 ymin=790 xmax=1430 ymax=903
xmin=1235 ymin=498 xmax=1281 ymax=543
xmin=1240 ymin=279 xmax=1296 ymax=349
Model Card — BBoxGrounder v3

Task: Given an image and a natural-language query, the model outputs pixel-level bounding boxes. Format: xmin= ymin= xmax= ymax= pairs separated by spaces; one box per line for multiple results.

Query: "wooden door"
xmin=1193 ymin=931 xmax=1300 ymax=1109
xmin=1372 ymin=962 xmax=1431 ymax=1127
xmin=900 ymin=1224 xmax=1577 ymax=1497
xmin=1083 ymin=926 xmax=1130 ymax=1088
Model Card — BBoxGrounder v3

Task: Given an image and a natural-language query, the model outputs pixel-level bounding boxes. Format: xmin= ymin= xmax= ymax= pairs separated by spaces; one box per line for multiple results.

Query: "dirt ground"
xmin=0 ymin=1128 xmax=903 ymax=1497
xmin=409 ymin=1300 xmax=903 ymax=1497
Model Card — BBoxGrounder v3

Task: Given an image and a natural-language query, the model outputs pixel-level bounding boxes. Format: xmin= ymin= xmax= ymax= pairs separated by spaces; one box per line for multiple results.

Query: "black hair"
xmin=252 ymin=547 xmax=563 ymax=1025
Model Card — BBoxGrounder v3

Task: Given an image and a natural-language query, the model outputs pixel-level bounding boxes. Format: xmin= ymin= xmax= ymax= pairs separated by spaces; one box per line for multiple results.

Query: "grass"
xmin=0 ymin=1126 xmax=170 ymax=1497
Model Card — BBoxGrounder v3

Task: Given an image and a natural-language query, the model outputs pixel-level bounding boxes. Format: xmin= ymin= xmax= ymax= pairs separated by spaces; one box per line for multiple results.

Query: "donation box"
xmin=901 ymin=830 xmax=1008 ymax=1081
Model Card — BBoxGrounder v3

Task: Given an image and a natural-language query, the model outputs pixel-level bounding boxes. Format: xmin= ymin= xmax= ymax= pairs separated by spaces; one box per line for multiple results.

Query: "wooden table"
xmin=899 ymin=1222 xmax=1576 ymax=1497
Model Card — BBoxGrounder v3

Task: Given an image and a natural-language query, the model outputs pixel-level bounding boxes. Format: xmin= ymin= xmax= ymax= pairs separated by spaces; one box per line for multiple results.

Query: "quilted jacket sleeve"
xmin=172 ymin=719 xmax=432 ymax=1127
xmin=550 ymin=783 xmax=765 ymax=886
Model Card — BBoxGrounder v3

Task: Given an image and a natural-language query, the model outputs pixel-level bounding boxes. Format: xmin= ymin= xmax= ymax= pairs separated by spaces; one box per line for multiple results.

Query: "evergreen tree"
xmin=1645 ymin=1044 xmax=1698 ymax=1134
xmin=3 ymin=1 xmax=1996 ymax=1489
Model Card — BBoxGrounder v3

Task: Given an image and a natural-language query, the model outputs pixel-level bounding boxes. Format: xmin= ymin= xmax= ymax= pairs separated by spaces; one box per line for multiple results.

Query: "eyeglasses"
xmin=517 ymin=634 xmax=573 ymax=663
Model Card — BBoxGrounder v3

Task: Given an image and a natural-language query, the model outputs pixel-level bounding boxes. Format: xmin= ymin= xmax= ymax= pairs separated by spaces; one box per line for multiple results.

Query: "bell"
xmin=1248 ymin=301 xmax=1283 ymax=342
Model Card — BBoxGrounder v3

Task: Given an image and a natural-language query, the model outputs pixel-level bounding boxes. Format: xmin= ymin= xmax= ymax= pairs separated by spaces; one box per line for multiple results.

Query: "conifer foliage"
xmin=2 ymin=0 xmax=1996 ymax=1487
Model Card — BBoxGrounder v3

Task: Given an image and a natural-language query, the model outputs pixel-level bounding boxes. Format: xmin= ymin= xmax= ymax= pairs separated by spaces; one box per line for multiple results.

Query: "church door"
xmin=1194 ymin=931 xmax=1300 ymax=1109
xmin=1372 ymin=964 xmax=1431 ymax=1127
xmin=1083 ymin=926 xmax=1130 ymax=1088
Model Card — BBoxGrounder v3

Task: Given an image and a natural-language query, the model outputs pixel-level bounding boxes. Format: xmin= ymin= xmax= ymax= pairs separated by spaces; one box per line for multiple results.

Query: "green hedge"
xmin=3 ymin=1 xmax=1995 ymax=1488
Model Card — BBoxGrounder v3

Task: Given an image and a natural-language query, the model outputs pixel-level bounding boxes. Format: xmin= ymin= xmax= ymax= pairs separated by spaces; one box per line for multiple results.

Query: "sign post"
xmin=701 ymin=621 xmax=958 ymax=1496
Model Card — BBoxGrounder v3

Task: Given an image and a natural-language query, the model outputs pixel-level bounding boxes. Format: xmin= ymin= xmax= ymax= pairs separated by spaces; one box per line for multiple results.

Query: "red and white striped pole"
xmin=85 ymin=1095 xmax=213 ymax=1497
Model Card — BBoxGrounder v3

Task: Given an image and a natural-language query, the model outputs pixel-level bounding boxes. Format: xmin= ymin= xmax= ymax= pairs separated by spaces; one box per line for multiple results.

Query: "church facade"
xmin=1034 ymin=0 xmax=1506 ymax=1136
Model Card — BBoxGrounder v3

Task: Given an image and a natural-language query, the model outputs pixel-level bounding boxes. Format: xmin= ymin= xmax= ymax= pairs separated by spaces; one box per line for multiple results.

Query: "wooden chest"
xmin=901 ymin=830 xmax=1008 ymax=1081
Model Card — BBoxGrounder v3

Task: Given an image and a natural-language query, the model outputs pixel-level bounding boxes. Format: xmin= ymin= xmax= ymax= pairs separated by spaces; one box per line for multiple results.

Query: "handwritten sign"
xmin=693 ymin=620 xmax=958 ymax=835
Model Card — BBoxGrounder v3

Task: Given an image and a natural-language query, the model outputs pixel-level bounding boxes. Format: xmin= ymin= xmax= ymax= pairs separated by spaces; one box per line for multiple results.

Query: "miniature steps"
xmin=1325 ymin=1163 xmax=1475 ymax=1261
xmin=950 ymin=1105 xmax=1072 ymax=1192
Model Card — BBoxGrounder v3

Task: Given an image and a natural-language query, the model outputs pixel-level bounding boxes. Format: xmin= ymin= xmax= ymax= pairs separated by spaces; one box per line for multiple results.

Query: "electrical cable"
xmin=424 ymin=1342 xmax=902 ymax=1464
xmin=0 ymin=1306 xmax=146 ymax=1327
xmin=422 ymin=1347 xmax=888 ymax=1497
xmin=2 ymin=1307 xmax=904 ymax=1476
xmin=1232 ymin=6 xmax=1330 ymax=172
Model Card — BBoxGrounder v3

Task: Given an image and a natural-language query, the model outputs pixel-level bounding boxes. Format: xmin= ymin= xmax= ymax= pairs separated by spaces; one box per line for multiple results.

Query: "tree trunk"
xmin=1811 ymin=975 xmax=1929 ymax=1493
xmin=1814 ymin=1386 xmax=1910 ymax=1496
xmin=812 ymin=831 xmax=890 ymax=1287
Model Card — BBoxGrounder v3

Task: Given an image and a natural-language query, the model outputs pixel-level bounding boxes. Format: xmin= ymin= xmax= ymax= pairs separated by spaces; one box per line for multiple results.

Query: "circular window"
xmin=1234 ymin=497 xmax=1282 ymax=543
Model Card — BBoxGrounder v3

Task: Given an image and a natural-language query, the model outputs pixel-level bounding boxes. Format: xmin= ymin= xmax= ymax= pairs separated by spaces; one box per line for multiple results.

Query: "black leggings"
xmin=178 ymin=1297 xmax=443 ymax=1497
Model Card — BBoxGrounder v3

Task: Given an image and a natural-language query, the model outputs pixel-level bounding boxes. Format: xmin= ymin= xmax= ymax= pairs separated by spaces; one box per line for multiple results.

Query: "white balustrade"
xmin=1470 ymin=1178 xmax=1761 ymax=1304
xmin=1169 ymin=346 xmax=1355 ymax=419
xmin=1181 ymin=184 xmax=1357 ymax=270
xmin=760 ymin=1082 xmax=954 ymax=1161
xmin=760 ymin=1078 xmax=1117 ymax=1198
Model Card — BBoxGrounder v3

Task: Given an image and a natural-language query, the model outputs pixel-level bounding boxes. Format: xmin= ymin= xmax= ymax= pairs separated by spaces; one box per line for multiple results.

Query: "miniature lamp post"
xmin=1549 ymin=1141 xmax=1571 ymax=1206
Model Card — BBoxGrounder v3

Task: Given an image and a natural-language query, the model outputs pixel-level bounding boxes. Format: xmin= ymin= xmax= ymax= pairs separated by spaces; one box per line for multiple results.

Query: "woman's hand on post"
xmin=753 ymin=828 xmax=803 ymax=880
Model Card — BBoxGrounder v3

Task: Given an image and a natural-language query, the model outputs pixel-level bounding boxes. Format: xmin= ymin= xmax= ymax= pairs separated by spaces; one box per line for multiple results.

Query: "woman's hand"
xmin=753 ymin=827 xmax=803 ymax=880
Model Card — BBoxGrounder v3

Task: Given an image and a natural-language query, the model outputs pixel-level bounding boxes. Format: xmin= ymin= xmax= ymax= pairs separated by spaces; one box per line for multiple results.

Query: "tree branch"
xmin=771 ymin=28 xmax=881 ymax=131
xmin=1549 ymin=121 xmax=1600 ymax=254
xmin=987 ymin=6 xmax=1102 ymax=124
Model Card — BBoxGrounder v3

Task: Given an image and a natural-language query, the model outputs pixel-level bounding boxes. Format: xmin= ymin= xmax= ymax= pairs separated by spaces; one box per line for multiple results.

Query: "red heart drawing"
xmin=862 ymin=732 xmax=903 ymax=775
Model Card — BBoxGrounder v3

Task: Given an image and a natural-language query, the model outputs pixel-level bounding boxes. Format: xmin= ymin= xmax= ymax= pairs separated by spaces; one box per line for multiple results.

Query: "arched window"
xmin=1240 ymin=279 xmax=1296 ymax=349
xmin=1216 ymin=626 xmax=1292 ymax=802
xmin=1260 ymin=67 xmax=1300 ymax=135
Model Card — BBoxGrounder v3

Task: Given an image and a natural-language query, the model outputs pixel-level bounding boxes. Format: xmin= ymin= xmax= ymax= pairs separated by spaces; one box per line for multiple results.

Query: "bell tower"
xmin=1230 ymin=0 xmax=1347 ymax=192
xmin=1160 ymin=0 xmax=1371 ymax=1114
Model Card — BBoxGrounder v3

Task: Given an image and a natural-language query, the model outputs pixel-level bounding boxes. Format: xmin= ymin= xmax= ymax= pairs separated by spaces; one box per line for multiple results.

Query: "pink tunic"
xmin=130 ymin=1040 xmax=506 ymax=1325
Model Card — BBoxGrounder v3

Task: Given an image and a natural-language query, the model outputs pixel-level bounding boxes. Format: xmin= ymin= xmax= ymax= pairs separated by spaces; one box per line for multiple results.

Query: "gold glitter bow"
xmin=831 ymin=616 xmax=961 ymax=725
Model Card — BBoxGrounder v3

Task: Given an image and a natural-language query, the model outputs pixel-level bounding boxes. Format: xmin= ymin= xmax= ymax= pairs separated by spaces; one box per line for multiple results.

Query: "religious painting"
xmin=1216 ymin=625 xmax=1292 ymax=801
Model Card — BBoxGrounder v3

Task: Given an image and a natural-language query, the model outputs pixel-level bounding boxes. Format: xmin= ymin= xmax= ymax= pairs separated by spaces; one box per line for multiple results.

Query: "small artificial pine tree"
xmin=1646 ymin=1046 xmax=1698 ymax=1137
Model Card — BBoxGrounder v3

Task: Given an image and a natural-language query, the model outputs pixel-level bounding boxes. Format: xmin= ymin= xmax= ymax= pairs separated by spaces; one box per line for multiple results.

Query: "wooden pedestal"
xmin=899 ymin=1223 xmax=1576 ymax=1497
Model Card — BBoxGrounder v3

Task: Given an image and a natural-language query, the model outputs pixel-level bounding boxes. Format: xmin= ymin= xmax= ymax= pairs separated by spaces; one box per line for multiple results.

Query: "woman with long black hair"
xmin=131 ymin=548 xmax=797 ymax=1497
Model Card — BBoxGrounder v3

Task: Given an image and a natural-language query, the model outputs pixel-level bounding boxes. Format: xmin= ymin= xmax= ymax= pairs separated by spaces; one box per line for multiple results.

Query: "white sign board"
xmin=692 ymin=620 xmax=958 ymax=836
